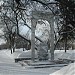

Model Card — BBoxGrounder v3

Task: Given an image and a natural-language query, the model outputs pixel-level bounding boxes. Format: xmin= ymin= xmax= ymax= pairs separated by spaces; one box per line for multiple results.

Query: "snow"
xmin=18 ymin=50 xmax=38 ymax=58
xmin=49 ymin=50 xmax=75 ymax=75
xmin=0 ymin=49 xmax=75 ymax=75
xmin=0 ymin=0 xmax=4 ymax=6
xmin=0 ymin=49 xmax=62 ymax=75
xmin=4 ymin=49 xmax=38 ymax=59
xmin=0 ymin=38 xmax=6 ymax=45
xmin=0 ymin=28 xmax=6 ymax=45
xmin=54 ymin=50 xmax=75 ymax=60
xmin=5 ymin=49 xmax=75 ymax=62
xmin=50 ymin=63 xmax=75 ymax=75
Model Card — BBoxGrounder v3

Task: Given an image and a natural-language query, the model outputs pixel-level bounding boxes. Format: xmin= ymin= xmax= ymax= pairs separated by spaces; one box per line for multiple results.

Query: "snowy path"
xmin=0 ymin=50 xmax=62 ymax=75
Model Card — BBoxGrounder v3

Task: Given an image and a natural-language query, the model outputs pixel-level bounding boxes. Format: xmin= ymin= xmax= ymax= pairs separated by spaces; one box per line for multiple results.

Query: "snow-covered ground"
xmin=0 ymin=49 xmax=75 ymax=75
xmin=0 ymin=49 xmax=62 ymax=75
xmin=54 ymin=50 xmax=75 ymax=60
xmin=50 ymin=63 xmax=75 ymax=75
xmin=5 ymin=49 xmax=75 ymax=60
xmin=50 ymin=50 xmax=75 ymax=75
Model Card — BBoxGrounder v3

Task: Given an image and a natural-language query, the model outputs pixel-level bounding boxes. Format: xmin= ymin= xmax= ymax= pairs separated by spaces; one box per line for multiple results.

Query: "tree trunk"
xmin=64 ymin=36 xmax=67 ymax=53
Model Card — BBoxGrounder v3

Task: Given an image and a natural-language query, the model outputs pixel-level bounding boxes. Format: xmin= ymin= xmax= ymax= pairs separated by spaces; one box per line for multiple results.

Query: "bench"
xmin=58 ymin=58 xmax=75 ymax=63
xmin=15 ymin=58 xmax=31 ymax=63
xmin=15 ymin=57 xmax=37 ymax=63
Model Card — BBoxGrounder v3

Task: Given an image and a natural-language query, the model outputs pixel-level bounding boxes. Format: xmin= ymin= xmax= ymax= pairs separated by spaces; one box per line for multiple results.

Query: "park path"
xmin=0 ymin=50 xmax=63 ymax=75
xmin=0 ymin=50 xmax=49 ymax=75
